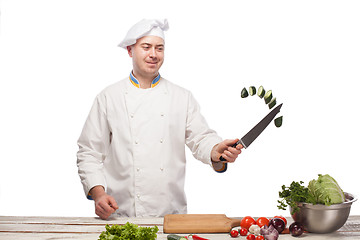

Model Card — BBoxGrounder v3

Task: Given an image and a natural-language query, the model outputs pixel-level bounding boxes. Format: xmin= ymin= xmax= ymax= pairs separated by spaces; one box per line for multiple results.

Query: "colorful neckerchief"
xmin=129 ymin=72 xmax=161 ymax=88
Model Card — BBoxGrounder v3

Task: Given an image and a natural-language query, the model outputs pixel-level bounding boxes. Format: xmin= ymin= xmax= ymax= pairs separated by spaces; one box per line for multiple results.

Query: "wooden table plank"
xmin=0 ymin=223 xmax=106 ymax=233
xmin=0 ymin=233 xmax=100 ymax=240
xmin=1 ymin=232 xmax=360 ymax=240
xmin=0 ymin=216 xmax=359 ymax=240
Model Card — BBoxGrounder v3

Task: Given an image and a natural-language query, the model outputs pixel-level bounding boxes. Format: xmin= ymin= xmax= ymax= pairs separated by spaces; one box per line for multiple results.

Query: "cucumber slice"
xmin=249 ymin=86 xmax=256 ymax=96
xmin=268 ymin=97 xmax=276 ymax=109
xmin=257 ymin=86 xmax=265 ymax=98
xmin=264 ymin=90 xmax=273 ymax=104
xmin=274 ymin=116 xmax=283 ymax=127
xmin=241 ymin=87 xmax=249 ymax=98
xmin=167 ymin=234 xmax=187 ymax=240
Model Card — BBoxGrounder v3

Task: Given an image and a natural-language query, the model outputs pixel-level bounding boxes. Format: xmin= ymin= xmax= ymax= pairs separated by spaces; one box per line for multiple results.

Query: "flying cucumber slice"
xmin=274 ymin=116 xmax=283 ymax=127
xmin=264 ymin=90 xmax=273 ymax=104
xmin=241 ymin=87 xmax=249 ymax=98
xmin=249 ymin=86 xmax=256 ymax=96
xmin=257 ymin=86 xmax=265 ymax=98
xmin=268 ymin=97 xmax=276 ymax=109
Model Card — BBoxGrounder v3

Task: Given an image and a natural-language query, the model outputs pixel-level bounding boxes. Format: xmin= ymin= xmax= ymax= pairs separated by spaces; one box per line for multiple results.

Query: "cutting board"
xmin=163 ymin=214 xmax=241 ymax=233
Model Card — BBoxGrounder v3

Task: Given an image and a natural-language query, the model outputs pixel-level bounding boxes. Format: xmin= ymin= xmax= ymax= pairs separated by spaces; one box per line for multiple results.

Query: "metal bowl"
xmin=290 ymin=192 xmax=357 ymax=234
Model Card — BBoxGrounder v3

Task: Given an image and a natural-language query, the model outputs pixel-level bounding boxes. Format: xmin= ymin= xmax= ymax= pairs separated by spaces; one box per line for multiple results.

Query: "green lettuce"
xmin=308 ymin=174 xmax=345 ymax=205
xmin=98 ymin=222 xmax=158 ymax=240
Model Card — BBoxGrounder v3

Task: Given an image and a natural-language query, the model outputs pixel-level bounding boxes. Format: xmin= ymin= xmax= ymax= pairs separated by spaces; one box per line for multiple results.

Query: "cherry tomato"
xmin=230 ymin=229 xmax=239 ymax=238
xmin=255 ymin=236 xmax=264 ymax=240
xmin=240 ymin=216 xmax=256 ymax=230
xmin=274 ymin=215 xmax=287 ymax=226
xmin=239 ymin=228 xmax=248 ymax=236
xmin=246 ymin=234 xmax=256 ymax=240
xmin=256 ymin=217 xmax=270 ymax=228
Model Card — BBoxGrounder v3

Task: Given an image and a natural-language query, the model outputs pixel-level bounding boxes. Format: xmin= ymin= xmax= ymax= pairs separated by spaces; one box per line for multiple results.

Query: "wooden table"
xmin=1 ymin=215 xmax=360 ymax=239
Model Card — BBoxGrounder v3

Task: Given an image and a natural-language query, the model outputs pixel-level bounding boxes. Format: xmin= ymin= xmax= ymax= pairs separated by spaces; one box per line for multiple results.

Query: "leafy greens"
xmin=98 ymin=222 xmax=158 ymax=240
xmin=308 ymin=174 xmax=345 ymax=205
xmin=277 ymin=174 xmax=345 ymax=214
xmin=277 ymin=180 xmax=316 ymax=214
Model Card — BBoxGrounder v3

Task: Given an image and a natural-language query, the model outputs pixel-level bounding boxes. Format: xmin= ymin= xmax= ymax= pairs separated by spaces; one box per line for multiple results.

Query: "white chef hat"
xmin=118 ymin=19 xmax=169 ymax=49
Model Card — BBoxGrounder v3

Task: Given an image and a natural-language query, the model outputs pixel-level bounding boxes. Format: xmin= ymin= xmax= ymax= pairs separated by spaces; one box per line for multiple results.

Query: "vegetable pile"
xmin=277 ymin=174 xmax=345 ymax=214
xmin=241 ymin=85 xmax=283 ymax=128
xmin=227 ymin=215 xmax=304 ymax=239
xmin=98 ymin=222 xmax=159 ymax=240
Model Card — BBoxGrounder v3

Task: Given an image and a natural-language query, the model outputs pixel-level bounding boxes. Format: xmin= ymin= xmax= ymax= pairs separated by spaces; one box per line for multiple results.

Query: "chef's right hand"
xmin=90 ymin=185 xmax=119 ymax=220
xmin=211 ymin=138 xmax=243 ymax=163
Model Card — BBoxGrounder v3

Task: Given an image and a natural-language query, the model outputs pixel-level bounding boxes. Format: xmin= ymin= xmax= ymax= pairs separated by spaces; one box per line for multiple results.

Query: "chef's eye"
xmin=156 ymin=46 xmax=164 ymax=51
xmin=141 ymin=44 xmax=151 ymax=50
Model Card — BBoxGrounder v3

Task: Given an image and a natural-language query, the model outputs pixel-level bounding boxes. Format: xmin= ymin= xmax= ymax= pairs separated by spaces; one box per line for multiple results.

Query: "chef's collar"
xmin=129 ymin=72 xmax=161 ymax=88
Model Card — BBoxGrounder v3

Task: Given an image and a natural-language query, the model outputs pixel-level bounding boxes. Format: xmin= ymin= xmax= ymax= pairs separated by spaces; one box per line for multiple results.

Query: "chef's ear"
xmin=127 ymin=46 xmax=133 ymax=57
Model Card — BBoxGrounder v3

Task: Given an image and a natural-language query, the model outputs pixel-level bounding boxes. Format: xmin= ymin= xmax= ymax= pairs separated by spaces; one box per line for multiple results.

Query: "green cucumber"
xmin=274 ymin=116 xmax=283 ymax=127
xmin=268 ymin=97 xmax=276 ymax=109
xmin=167 ymin=234 xmax=187 ymax=240
xmin=249 ymin=86 xmax=256 ymax=96
xmin=258 ymin=86 xmax=265 ymax=98
xmin=264 ymin=90 xmax=273 ymax=104
xmin=241 ymin=87 xmax=249 ymax=98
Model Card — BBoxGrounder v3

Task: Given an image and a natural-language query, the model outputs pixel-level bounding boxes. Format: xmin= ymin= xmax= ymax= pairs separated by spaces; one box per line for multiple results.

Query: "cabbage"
xmin=308 ymin=174 xmax=345 ymax=205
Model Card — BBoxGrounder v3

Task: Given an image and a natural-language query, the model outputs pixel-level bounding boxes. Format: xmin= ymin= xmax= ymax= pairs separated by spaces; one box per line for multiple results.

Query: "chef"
xmin=77 ymin=19 xmax=243 ymax=220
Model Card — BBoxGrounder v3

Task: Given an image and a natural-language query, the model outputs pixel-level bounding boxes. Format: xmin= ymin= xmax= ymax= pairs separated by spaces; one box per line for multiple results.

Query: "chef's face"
xmin=127 ymin=35 xmax=164 ymax=79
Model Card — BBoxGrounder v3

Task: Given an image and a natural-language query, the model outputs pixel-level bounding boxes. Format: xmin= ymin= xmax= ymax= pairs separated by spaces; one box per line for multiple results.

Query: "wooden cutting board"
xmin=163 ymin=214 xmax=241 ymax=233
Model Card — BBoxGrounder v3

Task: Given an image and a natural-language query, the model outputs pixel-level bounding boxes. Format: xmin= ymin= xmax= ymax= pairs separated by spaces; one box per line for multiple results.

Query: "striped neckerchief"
xmin=129 ymin=72 xmax=161 ymax=88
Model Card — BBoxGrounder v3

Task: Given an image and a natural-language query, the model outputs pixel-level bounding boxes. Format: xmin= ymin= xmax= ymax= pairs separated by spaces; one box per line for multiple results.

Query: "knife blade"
xmin=219 ymin=103 xmax=283 ymax=161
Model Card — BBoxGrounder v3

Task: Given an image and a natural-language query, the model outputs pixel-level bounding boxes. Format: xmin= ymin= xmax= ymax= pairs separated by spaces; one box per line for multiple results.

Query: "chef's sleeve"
xmin=185 ymin=92 xmax=227 ymax=173
xmin=77 ymin=94 xmax=110 ymax=199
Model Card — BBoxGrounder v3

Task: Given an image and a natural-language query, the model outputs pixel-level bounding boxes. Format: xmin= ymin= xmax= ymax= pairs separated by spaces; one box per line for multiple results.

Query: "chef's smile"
xmin=146 ymin=60 xmax=158 ymax=66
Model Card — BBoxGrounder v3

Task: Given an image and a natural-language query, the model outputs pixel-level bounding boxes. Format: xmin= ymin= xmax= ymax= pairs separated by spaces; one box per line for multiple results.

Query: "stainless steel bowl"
xmin=290 ymin=192 xmax=357 ymax=234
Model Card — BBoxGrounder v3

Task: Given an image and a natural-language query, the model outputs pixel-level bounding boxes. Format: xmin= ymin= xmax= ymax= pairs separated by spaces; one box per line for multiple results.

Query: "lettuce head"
xmin=308 ymin=174 xmax=345 ymax=205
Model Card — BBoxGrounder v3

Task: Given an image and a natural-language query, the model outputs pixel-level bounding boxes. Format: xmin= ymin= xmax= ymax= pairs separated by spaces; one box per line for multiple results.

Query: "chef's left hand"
xmin=211 ymin=138 xmax=243 ymax=163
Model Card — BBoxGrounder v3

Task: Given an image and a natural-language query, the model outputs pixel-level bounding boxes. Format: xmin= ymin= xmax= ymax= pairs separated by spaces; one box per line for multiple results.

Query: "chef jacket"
xmin=77 ymin=75 xmax=225 ymax=217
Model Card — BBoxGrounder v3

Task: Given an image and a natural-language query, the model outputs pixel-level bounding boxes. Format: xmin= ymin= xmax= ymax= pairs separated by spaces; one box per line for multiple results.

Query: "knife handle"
xmin=219 ymin=140 xmax=242 ymax=161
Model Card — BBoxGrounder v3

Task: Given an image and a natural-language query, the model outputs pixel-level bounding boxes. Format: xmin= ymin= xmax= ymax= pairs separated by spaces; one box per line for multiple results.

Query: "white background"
xmin=0 ymin=0 xmax=359 ymax=219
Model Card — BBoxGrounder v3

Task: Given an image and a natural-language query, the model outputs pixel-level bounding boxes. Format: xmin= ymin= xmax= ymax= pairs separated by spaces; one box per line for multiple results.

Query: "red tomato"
xmin=256 ymin=217 xmax=270 ymax=228
xmin=246 ymin=234 xmax=256 ymax=240
xmin=239 ymin=228 xmax=248 ymax=236
xmin=255 ymin=236 xmax=264 ymax=240
xmin=274 ymin=215 xmax=287 ymax=226
xmin=230 ymin=230 xmax=239 ymax=238
xmin=240 ymin=216 xmax=256 ymax=230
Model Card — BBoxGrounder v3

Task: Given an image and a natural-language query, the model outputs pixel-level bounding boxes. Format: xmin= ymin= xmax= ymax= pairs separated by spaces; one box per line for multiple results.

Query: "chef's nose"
xmin=149 ymin=47 xmax=157 ymax=58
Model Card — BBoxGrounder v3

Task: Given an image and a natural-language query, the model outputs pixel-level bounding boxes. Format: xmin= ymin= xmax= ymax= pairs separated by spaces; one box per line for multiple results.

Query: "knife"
xmin=219 ymin=103 xmax=283 ymax=161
